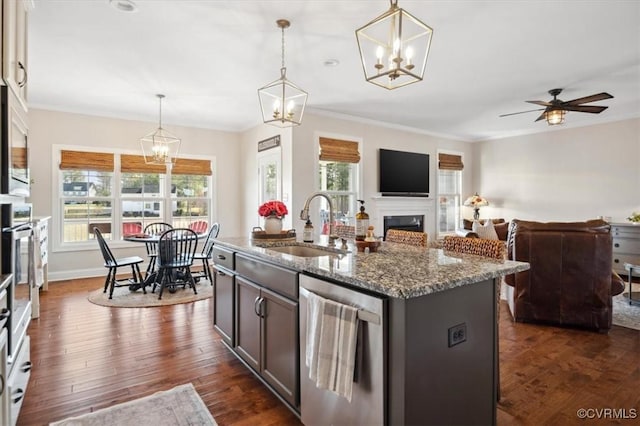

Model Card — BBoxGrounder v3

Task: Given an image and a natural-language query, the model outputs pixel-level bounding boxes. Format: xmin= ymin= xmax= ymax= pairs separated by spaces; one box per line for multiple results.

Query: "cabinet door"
xmin=235 ymin=277 xmax=261 ymax=372
xmin=261 ymin=286 xmax=299 ymax=408
xmin=2 ymin=0 xmax=29 ymax=106
xmin=0 ymin=329 xmax=9 ymax=426
xmin=213 ymin=266 xmax=234 ymax=347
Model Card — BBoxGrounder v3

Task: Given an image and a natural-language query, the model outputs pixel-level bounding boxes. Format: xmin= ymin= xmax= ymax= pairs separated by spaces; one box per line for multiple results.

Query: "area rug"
xmin=88 ymin=281 xmax=212 ymax=308
xmin=50 ymin=383 xmax=217 ymax=426
xmin=612 ymin=292 xmax=640 ymax=331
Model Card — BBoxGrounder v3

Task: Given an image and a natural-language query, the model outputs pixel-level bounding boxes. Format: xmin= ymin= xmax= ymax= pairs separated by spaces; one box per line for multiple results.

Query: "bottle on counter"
xmin=355 ymin=199 xmax=369 ymax=241
xmin=303 ymin=219 xmax=314 ymax=243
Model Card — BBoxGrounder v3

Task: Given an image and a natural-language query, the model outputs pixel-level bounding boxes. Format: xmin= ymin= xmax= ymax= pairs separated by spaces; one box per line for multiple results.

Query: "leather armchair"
xmin=504 ymin=219 xmax=625 ymax=332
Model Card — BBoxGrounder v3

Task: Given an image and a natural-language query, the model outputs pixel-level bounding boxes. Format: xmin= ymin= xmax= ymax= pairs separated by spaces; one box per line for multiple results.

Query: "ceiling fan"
xmin=499 ymin=88 xmax=613 ymax=124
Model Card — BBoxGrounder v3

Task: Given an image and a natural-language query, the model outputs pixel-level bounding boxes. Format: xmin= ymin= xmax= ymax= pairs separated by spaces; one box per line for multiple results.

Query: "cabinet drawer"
xmin=613 ymin=253 xmax=640 ymax=273
xmin=236 ymin=254 xmax=298 ymax=300
xmin=212 ymin=246 xmax=235 ymax=270
xmin=8 ymin=336 xmax=30 ymax=426
xmin=612 ymin=225 xmax=640 ymax=238
xmin=612 ymin=238 xmax=640 ymax=254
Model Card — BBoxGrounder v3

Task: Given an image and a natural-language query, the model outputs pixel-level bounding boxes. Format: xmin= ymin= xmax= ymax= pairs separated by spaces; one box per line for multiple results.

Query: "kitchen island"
xmin=212 ymin=237 xmax=529 ymax=425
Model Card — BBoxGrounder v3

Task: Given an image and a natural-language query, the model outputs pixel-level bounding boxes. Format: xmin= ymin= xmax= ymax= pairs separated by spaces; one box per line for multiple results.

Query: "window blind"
xmin=60 ymin=150 xmax=114 ymax=171
xmin=172 ymin=158 xmax=212 ymax=176
xmin=319 ymin=137 xmax=361 ymax=163
xmin=438 ymin=153 xmax=464 ymax=171
xmin=120 ymin=154 xmax=167 ymax=174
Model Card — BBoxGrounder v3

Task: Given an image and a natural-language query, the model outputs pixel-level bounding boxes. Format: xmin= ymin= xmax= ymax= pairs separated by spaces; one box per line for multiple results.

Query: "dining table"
xmin=123 ymin=232 xmax=205 ymax=292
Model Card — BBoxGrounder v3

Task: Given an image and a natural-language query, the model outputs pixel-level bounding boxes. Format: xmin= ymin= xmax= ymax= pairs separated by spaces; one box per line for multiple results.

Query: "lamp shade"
xmin=356 ymin=0 xmax=433 ymax=90
xmin=464 ymin=193 xmax=489 ymax=207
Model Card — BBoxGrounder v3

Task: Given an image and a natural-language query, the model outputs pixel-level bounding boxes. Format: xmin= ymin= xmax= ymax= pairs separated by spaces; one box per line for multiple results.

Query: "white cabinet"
xmin=2 ymin=0 xmax=31 ymax=108
xmin=612 ymin=223 xmax=640 ymax=276
xmin=0 ymin=328 xmax=9 ymax=426
xmin=7 ymin=335 xmax=29 ymax=426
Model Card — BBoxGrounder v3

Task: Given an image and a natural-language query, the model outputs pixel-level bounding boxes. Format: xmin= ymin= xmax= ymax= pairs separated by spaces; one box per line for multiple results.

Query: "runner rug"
xmin=49 ymin=383 xmax=217 ymax=426
xmin=612 ymin=292 xmax=640 ymax=331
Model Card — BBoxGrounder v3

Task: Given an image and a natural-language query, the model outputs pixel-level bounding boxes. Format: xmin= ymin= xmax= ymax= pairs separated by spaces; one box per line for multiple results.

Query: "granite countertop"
xmin=214 ymin=236 xmax=530 ymax=299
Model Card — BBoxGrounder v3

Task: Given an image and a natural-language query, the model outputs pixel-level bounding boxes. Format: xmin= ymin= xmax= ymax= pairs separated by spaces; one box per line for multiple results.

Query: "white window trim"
xmin=51 ymin=144 xmax=216 ymax=253
xmin=436 ymin=149 xmax=464 ymax=238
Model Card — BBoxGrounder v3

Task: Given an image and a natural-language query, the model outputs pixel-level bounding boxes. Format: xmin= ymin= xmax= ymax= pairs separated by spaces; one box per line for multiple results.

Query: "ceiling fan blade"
xmin=526 ymin=100 xmax=552 ymax=107
xmin=499 ymin=108 xmax=545 ymax=118
xmin=561 ymin=105 xmax=609 ymax=114
xmin=534 ymin=112 xmax=547 ymax=122
xmin=563 ymin=92 xmax=613 ymax=105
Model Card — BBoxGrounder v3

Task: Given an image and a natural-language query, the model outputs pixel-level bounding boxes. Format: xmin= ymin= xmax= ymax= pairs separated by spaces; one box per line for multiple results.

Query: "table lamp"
xmin=464 ymin=193 xmax=489 ymax=220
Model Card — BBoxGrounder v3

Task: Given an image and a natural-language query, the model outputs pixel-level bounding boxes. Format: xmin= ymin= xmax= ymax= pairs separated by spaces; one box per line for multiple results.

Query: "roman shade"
xmin=319 ymin=137 xmax=361 ymax=163
xmin=121 ymin=154 xmax=166 ymax=174
xmin=172 ymin=158 xmax=212 ymax=176
xmin=438 ymin=153 xmax=464 ymax=171
xmin=60 ymin=150 xmax=114 ymax=171
xmin=12 ymin=147 xmax=27 ymax=169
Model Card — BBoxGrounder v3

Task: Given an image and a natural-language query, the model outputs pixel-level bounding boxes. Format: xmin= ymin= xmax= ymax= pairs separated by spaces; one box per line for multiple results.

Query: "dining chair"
xmin=142 ymin=222 xmax=173 ymax=278
xmin=94 ymin=227 xmax=145 ymax=299
xmin=122 ymin=222 xmax=143 ymax=236
xmin=442 ymin=235 xmax=505 ymax=402
xmin=154 ymin=228 xmax=199 ymax=300
xmin=188 ymin=220 xmax=208 ymax=235
xmin=385 ymin=229 xmax=428 ymax=247
xmin=193 ymin=222 xmax=220 ymax=284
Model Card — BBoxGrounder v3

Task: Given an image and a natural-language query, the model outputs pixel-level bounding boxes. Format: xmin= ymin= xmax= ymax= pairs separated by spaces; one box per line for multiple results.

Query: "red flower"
xmin=258 ymin=200 xmax=288 ymax=218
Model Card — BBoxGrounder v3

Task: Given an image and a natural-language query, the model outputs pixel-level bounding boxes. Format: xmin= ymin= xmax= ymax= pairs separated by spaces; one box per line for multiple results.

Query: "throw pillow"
xmin=472 ymin=219 xmax=499 ymax=240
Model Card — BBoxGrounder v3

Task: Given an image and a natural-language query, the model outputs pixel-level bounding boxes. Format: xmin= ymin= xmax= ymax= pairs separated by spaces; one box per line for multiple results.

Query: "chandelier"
xmin=258 ymin=19 xmax=308 ymax=127
xmin=140 ymin=94 xmax=181 ymax=165
xmin=356 ymin=0 xmax=434 ymax=90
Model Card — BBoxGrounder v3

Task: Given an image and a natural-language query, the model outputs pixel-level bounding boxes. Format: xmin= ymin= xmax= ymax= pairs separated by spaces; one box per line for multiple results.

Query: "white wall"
xmin=473 ymin=117 xmax=640 ymax=223
xmin=28 ymin=109 xmax=242 ymax=280
xmin=289 ymin=113 xmax=474 ymax=238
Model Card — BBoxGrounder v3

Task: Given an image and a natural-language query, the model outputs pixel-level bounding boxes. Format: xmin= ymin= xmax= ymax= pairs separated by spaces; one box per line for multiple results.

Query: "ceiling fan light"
xmin=546 ymin=109 xmax=565 ymax=125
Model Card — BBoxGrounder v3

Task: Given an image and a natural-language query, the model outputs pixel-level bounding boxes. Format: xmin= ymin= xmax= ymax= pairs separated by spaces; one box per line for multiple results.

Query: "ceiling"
xmin=28 ymin=0 xmax=640 ymax=142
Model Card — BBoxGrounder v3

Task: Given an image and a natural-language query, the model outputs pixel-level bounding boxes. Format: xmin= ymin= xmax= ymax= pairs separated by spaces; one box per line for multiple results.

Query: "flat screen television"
xmin=379 ymin=148 xmax=429 ymax=197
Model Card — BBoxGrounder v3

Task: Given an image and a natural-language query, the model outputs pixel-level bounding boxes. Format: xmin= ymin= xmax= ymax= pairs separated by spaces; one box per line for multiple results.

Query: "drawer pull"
xmin=0 ymin=308 xmax=10 ymax=320
xmin=21 ymin=361 xmax=32 ymax=373
xmin=18 ymin=61 xmax=27 ymax=88
xmin=614 ymin=243 xmax=620 ymax=248
xmin=12 ymin=388 xmax=24 ymax=404
xmin=217 ymin=270 xmax=226 ymax=277
xmin=217 ymin=254 xmax=226 ymax=260
xmin=0 ymin=374 xmax=4 ymax=397
xmin=614 ymin=259 xmax=619 ymax=263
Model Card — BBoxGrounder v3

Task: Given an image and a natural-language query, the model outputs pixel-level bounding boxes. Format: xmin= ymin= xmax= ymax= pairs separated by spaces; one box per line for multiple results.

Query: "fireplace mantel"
xmin=369 ymin=196 xmax=435 ymax=242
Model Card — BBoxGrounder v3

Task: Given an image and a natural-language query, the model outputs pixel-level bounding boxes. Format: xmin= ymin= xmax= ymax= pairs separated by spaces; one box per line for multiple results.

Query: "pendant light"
xmin=258 ymin=19 xmax=308 ymax=127
xmin=140 ymin=94 xmax=181 ymax=165
xmin=356 ymin=0 xmax=434 ymax=90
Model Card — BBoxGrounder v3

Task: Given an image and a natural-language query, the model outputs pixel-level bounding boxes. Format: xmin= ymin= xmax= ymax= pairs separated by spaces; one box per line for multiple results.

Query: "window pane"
xmin=121 ymin=173 xmax=163 ymax=197
xmin=63 ymin=170 xmax=112 ymax=197
xmin=172 ymin=175 xmax=208 ymax=197
xmin=63 ymin=200 xmax=112 ymax=242
xmin=437 ymin=169 xmax=462 ymax=234
xmin=172 ymin=199 xmax=209 ymax=228
xmin=319 ymin=161 xmax=353 ymax=192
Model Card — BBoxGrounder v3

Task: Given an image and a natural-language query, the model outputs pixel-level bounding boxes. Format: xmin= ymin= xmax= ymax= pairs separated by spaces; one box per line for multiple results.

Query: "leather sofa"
xmin=504 ymin=219 xmax=625 ymax=332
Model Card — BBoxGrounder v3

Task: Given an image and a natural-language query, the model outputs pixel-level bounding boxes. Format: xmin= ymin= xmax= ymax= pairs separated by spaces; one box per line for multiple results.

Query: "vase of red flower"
xmin=258 ymin=200 xmax=288 ymax=234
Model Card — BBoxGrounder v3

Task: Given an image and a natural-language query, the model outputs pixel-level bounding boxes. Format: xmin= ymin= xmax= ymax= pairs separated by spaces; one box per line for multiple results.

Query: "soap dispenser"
xmin=303 ymin=219 xmax=314 ymax=243
xmin=355 ymin=199 xmax=369 ymax=241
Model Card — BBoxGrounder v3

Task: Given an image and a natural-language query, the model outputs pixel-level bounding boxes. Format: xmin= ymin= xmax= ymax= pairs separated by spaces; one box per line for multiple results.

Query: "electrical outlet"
xmin=448 ymin=323 xmax=467 ymax=347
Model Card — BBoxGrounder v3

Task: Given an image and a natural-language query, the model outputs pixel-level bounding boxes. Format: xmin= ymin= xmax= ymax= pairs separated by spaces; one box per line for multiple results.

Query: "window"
xmin=317 ymin=137 xmax=361 ymax=234
xmin=57 ymin=149 xmax=213 ymax=246
xmin=437 ymin=153 xmax=463 ymax=236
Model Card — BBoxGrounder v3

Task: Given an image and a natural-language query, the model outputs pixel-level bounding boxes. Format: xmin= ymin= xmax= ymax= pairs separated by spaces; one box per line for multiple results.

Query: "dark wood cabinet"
xmin=212 ymin=265 xmax=235 ymax=347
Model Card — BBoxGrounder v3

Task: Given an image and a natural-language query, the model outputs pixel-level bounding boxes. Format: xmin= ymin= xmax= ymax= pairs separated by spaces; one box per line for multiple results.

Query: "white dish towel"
xmin=305 ymin=289 xmax=359 ymax=402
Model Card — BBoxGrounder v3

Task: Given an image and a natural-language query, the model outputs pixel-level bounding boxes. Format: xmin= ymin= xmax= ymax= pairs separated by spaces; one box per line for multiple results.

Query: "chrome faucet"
xmin=300 ymin=191 xmax=338 ymax=247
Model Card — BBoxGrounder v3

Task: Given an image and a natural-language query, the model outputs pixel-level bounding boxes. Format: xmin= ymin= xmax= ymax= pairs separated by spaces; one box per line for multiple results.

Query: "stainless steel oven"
xmin=1 ymin=202 xmax=32 ymax=361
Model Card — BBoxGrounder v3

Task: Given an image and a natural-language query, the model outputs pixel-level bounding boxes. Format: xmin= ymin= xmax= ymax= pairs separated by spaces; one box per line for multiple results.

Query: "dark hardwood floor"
xmin=17 ymin=277 xmax=640 ymax=425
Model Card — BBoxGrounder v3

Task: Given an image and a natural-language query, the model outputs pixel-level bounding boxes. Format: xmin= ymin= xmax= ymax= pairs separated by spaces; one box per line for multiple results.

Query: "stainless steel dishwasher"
xmin=299 ymin=274 xmax=386 ymax=426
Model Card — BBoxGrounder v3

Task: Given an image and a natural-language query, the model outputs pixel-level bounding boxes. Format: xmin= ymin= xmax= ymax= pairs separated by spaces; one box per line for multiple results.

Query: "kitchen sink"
xmin=266 ymin=244 xmax=343 ymax=258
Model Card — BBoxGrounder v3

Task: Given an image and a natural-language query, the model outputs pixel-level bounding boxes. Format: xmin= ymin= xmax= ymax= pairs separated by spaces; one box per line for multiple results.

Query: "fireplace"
xmin=370 ymin=196 xmax=435 ymax=243
xmin=383 ymin=215 xmax=424 ymax=240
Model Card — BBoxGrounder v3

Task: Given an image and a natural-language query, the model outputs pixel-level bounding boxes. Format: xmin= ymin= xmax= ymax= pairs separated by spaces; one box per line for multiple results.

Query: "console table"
xmin=612 ymin=223 xmax=640 ymax=276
